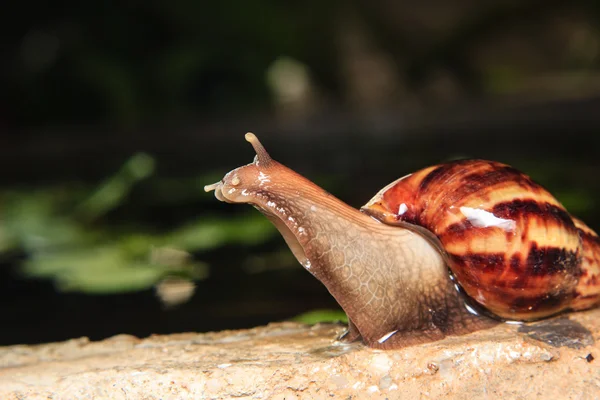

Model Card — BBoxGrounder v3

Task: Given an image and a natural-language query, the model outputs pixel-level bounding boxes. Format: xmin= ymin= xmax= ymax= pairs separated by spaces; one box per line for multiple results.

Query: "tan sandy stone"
xmin=1 ymin=309 xmax=600 ymax=399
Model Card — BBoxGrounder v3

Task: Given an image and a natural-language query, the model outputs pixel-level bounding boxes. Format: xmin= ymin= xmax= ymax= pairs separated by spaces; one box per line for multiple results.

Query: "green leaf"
xmin=291 ymin=309 xmax=348 ymax=324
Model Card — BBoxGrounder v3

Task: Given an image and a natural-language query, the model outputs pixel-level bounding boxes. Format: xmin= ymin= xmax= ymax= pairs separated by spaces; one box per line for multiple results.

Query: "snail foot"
xmin=337 ymin=320 xmax=362 ymax=343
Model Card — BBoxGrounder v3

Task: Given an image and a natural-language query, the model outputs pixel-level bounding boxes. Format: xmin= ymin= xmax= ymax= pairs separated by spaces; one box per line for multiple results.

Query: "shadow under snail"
xmin=205 ymin=133 xmax=600 ymax=349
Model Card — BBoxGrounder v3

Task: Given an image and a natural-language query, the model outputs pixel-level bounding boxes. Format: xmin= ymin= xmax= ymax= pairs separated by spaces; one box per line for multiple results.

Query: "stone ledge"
xmin=1 ymin=309 xmax=600 ymax=399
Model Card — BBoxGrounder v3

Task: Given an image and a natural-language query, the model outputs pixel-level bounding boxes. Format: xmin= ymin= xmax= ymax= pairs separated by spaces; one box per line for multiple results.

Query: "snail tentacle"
xmin=245 ymin=132 xmax=273 ymax=167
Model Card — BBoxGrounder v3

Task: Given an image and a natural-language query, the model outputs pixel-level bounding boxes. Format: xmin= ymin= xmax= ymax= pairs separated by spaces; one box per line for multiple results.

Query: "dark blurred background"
xmin=2 ymin=1 xmax=600 ymax=345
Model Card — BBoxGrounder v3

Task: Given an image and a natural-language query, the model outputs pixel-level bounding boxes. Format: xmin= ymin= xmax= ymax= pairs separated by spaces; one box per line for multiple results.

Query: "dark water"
xmin=0 ymin=246 xmax=339 ymax=345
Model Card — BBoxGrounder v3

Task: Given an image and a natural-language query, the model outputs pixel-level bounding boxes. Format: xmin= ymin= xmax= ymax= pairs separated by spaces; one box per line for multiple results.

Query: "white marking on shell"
xmin=377 ymin=330 xmax=398 ymax=344
xmin=459 ymin=206 xmax=516 ymax=231
xmin=302 ymin=260 xmax=311 ymax=269
xmin=398 ymin=203 xmax=408 ymax=215
xmin=475 ymin=289 xmax=486 ymax=303
xmin=310 ymin=205 xmax=317 ymax=212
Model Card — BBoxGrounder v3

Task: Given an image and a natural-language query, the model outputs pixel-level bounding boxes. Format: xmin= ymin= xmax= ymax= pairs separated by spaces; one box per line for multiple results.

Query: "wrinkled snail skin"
xmin=205 ymin=133 xmax=600 ymax=349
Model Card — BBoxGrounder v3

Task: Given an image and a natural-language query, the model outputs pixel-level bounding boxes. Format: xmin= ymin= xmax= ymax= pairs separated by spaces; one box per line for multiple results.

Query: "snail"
xmin=204 ymin=133 xmax=600 ymax=349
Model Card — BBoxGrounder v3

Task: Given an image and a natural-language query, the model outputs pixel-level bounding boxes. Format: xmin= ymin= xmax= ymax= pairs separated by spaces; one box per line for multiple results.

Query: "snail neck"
xmin=254 ymin=165 xmax=494 ymax=348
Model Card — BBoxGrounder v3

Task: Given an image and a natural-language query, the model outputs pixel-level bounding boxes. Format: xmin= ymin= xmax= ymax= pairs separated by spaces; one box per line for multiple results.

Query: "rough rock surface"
xmin=1 ymin=309 xmax=600 ymax=399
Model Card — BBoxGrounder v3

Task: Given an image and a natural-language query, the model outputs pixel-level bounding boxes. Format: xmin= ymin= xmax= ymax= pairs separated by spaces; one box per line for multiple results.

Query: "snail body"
xmin=205 ymin=134 xmax=600 ymax=349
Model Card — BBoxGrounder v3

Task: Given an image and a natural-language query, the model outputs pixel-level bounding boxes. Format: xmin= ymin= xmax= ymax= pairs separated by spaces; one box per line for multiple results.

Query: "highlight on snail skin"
xmin=206 ymin=132 xmax=600 ymax=350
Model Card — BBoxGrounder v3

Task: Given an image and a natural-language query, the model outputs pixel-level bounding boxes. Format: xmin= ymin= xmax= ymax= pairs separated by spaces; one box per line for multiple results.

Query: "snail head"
xmin=204 ymin=132 xmax=279 ymax=204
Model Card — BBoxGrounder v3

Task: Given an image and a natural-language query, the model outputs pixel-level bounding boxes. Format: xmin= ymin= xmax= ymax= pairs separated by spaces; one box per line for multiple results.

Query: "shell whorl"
xmin=362 ymin=159 xmax=600 ymax=320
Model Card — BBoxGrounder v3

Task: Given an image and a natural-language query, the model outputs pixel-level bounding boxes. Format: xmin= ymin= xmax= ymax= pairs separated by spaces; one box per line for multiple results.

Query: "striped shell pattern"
xmin=362 ymin=160 xmax=600 ymax=320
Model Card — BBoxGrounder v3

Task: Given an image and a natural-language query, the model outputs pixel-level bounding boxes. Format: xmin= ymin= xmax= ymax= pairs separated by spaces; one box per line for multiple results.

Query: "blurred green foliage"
xmin=292 ymin=309 xmax=348 ymax=325
xmin=0 ymin=154 xmax=278 ymax=294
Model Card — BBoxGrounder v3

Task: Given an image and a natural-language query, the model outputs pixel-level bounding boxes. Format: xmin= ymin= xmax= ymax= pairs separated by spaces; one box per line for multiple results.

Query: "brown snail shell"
xmin=362 ymin=159 xmax=600 ymax=321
